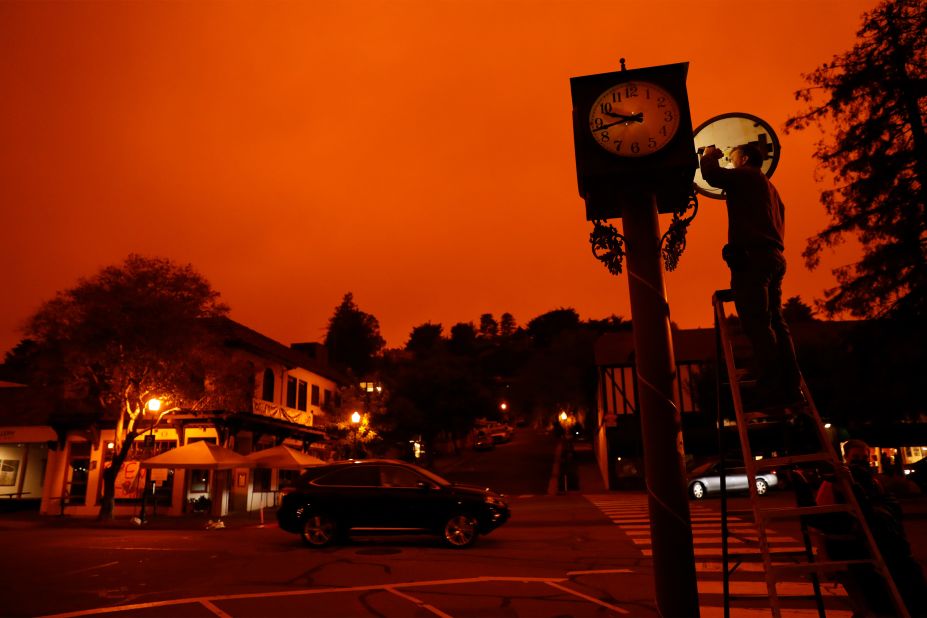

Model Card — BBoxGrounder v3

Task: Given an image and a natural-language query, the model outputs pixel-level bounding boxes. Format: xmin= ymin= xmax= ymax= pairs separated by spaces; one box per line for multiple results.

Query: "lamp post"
xmin=139 ymin=397 xmax=161 ymax=523
xmin=350 ymin=411 xmax=361 ymax=459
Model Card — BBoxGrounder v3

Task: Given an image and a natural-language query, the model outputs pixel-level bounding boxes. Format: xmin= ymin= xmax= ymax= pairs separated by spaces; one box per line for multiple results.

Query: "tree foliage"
xmin=21 ymin=254 xmax=242 ymax=519
xmin=323 ymin=292 xmax=385 ymax=377
xmin=786 ymin=0 xmax=927 ymax=319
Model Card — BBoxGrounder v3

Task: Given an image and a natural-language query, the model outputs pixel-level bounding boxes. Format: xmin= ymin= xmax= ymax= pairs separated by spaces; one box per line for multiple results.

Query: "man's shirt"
xmin=701 ymin=158 xmax=785 ymax=252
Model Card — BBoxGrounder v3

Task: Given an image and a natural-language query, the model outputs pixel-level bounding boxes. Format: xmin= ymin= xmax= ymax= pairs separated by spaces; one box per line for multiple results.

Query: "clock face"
xmin=588 ymin=81 xmax=681 ymax=158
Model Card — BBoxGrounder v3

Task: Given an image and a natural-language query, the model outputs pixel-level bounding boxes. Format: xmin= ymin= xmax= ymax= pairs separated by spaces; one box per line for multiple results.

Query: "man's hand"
xmin=701 ymin=145 xmax=724 ymax=161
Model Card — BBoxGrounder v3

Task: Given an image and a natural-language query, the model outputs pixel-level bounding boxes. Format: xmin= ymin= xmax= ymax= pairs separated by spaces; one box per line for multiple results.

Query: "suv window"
xmin=313 ymin=465 xmax=380 ymax=487
xmin=380 ymin=465 xmax=427 ymax=488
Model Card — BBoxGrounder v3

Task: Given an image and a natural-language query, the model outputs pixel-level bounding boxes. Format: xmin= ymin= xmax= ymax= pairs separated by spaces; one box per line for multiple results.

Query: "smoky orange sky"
xmin=0 ymin=0 xmax=878 ymax=356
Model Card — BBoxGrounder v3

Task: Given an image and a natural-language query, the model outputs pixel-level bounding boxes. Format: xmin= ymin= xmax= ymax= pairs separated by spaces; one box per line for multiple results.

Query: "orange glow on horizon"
xmin=0 ymin=1 xmax=879 ymax=355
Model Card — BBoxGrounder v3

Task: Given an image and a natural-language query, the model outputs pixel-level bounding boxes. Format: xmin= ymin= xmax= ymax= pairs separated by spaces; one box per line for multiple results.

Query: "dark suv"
xmin=276 ymin=459 xmax=510 ymax=548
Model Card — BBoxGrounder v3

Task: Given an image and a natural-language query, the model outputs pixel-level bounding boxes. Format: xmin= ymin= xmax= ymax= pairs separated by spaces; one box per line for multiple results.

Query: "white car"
xmin=687 ymin=460 xmax=778 ymax=499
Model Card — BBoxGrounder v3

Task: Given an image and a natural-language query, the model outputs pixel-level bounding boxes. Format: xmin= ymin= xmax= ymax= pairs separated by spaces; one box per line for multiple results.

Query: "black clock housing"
xmin=570 ymin=62 xmax=697 ymax=220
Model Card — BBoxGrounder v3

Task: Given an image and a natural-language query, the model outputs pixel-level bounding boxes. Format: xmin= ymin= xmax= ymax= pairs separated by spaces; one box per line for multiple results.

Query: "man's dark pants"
xmin=723 ymin=244 xmax=801 ymax=404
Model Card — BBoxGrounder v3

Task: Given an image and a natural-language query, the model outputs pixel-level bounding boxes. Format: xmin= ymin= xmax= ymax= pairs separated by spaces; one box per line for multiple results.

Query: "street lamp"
xmin=139 ymin=397 xmax=162 ymax=524
xmin=351 ymin=411 xmax=361 ymax=458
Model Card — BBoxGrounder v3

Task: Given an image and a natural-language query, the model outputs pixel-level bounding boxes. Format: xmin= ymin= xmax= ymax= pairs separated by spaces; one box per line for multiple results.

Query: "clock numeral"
xmin=614 ymin=140 xmax=623 ymax=152
xmin=648 ymin=138 xmax=657 ymax=149
xmin=600 ymin=131 xmax=610 ymax=143
xmin=611 ymin=91 xmax=621 ymax=103
xmin=660 ymin=125 xmax=669 ymax=136
xmin=630 ymin=142 xmax=640 ymax=154
xmin=664 ymin=111 xmax=675 ymax=122
xmin=600 ymin=102 xmax=613 ymax=114
xmin=657 ymin=96 xmax=666 ymax=108
xmin=593 ymin=118 xmax=604 ymax=129
xmin=625 ymin=85 xmax=638 ymax=98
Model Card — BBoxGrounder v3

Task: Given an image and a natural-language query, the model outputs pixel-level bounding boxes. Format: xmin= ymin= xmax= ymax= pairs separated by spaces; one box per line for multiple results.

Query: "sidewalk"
xmin=0 ymin=504 xmax=270 ymax=531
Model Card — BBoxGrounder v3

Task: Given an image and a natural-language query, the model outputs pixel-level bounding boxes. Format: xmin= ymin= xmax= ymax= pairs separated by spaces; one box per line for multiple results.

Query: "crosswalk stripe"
xmin=584 ymin=494 xmax=850 ymax=614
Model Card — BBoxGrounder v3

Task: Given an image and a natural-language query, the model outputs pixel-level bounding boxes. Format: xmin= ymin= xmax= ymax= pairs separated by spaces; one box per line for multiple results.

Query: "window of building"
xmin=0 ymin=459 xmax=20 ymax=486
xmin=253 ymin=468 xmax=272 ymax=492
xmin=297 ymin=380 xmax=308 ymax=411
xmin=286 ymin=376 xmax=297 ymax=409
xmin=190 ymin=469 xmax=210 ymax=493
xmin=311 ymin=384 xmax=321 ymax=407
xmin=323 ymin=389 xmax=333 ymax=410
xmin=262 ymin=368 xmax=275 ymax=402
xmin=677 ymin=362 xmax=704 ymax=414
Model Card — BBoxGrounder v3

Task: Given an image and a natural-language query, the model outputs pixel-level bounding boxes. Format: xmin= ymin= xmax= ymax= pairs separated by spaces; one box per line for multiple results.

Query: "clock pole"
xmin=571 ymin=61 xmax=701 ymax=617
xmin=622 ymin=189 xmax=700 ymax=618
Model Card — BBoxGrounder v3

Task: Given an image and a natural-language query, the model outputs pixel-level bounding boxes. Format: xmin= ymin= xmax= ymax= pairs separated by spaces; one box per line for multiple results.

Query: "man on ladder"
xmin=704 ymin=144 xmax=912 ymax=617
xmin=700 ymin=144 xmax=803 ymax=411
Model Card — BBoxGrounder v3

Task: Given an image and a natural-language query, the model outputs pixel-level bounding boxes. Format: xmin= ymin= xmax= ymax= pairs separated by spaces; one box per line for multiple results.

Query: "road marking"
xmin=61 ymin=561 xmax=120 ymax=576
xmin=38 ymin=575 xmax=572 ymax=618
xmin=385 ymin=586 xmax=454 ymax=618
xmin=584 ymin=494 xmax=851 ymax=614
xmin=545 ymin=581 xmax=630 ymax=614
xmin=566 ymin=568 xmax=633 ymax=576
xmin=199 ymin=600 xmax=232 ymax=618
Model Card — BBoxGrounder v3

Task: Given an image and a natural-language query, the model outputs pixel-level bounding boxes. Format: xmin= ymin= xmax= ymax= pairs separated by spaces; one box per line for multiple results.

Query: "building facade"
xmin=0 ymin=318 xmax=344 ymax=518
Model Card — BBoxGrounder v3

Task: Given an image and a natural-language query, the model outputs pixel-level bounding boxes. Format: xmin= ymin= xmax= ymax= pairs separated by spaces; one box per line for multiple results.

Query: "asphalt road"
xmin=2 ymin=429 xmax=925 ymax=618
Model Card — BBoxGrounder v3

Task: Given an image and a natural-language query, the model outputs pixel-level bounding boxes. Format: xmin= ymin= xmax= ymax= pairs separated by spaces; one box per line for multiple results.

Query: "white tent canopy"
xmin=246 ymin=445 xmax=325 ymax=469
xmin=140 ymin=440 xmax=253 ymax=470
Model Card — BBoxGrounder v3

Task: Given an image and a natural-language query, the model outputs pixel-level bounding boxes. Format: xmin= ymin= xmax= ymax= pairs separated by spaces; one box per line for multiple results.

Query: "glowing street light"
xmin=500 ymin=402 xmax=508 ymax=412
xmin=559 ymin=411 xmax=568 ymax=422
xmin=350 ymin=411 xmax=361 ymax=458
xmin=146 ymin=398 xmax=162 ymax=413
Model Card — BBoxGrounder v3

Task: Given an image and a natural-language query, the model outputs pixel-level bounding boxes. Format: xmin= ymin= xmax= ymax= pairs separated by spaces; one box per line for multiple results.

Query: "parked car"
xmin=687 ymin=460 xmax=778 ymax=499
xmin=487 ymin=424 xmax=513 ymax=444
xmin=473 ymin=431 xmax=495 ymax=451
xmin=277 ymin=459 xmax=510 ymax=548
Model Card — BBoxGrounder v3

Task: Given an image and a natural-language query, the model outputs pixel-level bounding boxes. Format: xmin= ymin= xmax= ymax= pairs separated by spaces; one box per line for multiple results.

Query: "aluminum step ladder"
xmin=712 ymin=289 xmax=909 ymax=618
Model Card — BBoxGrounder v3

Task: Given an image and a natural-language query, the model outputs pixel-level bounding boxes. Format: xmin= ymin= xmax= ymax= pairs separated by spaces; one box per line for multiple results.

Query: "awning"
xmin=0 ymin=425 xmax=57 ymax=444
xmin=246 ymin=445 xmax=325 ymax=469
xmin=141 ymin=441 xmax=253 ymax=470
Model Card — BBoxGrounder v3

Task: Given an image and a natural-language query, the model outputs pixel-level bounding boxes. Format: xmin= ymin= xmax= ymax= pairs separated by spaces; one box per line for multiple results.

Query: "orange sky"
xmin=0 ymin=0 xmax=879 ymax=356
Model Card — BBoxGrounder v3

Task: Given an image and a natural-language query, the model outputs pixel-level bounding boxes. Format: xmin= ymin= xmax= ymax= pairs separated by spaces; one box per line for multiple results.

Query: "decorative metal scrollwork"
xmin=590 ymin=219 xmax=627 ymax=275
xmin=660 ymin=187 xmax=699 ymax=272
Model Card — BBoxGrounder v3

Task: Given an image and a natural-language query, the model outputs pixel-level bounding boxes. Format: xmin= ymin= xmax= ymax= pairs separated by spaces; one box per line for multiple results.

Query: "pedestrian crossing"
xmin=585 ymin=494 xmax=854 ymax=617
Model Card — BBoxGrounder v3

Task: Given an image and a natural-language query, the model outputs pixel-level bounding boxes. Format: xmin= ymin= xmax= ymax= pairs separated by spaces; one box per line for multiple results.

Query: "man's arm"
xmin=699 ymin=145 xmax=730 ymax=189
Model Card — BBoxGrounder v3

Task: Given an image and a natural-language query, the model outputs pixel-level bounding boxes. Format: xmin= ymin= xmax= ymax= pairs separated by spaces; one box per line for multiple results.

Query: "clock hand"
xmin=592 ymin=113 xmax=645 ymax=133
xmin=604 ymin=111 xmax=644 ymax=123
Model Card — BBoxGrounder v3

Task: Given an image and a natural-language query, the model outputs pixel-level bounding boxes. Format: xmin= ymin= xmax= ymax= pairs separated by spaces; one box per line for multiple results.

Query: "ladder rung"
xmin=727 ymin=549 xmax=809 ymax=562
xmin=759 ymin=504 xmax=854 ymax=519
xmin=753 ymin=453 xmax=833 ymax=469
xmin=770 ymin=559 xmax=879 ymax=577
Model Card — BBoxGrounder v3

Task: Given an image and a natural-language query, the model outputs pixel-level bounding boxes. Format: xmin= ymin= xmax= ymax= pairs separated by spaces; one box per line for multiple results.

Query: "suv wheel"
xmin=301 ymin=514 xmax=338 ymax=547
xmin=442 ymin=514 xmax=479 ymax=548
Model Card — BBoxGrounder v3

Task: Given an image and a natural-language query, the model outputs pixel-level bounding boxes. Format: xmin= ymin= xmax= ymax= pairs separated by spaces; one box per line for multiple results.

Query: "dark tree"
xmin=783 ymin=296 xmax=817 ymax=323
xmin=21 ymin=255 xmax=242 ymax=520
xmin=499 ymin=312 xmax=517 ymax=337
xmin=786 ymin=0 xmax=927 ymax=319
xmin=324 ymin=292 xmax=385 ymax=377
xmin=478 ymin=313 xmax=499 ymax=338
xmin=449 ymin=322 xmax=478 ymax=355
xmin=526 ymin=308 xmax=581 ymax=347
xmin=406 ymin=322 xmax=444 ymax=354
